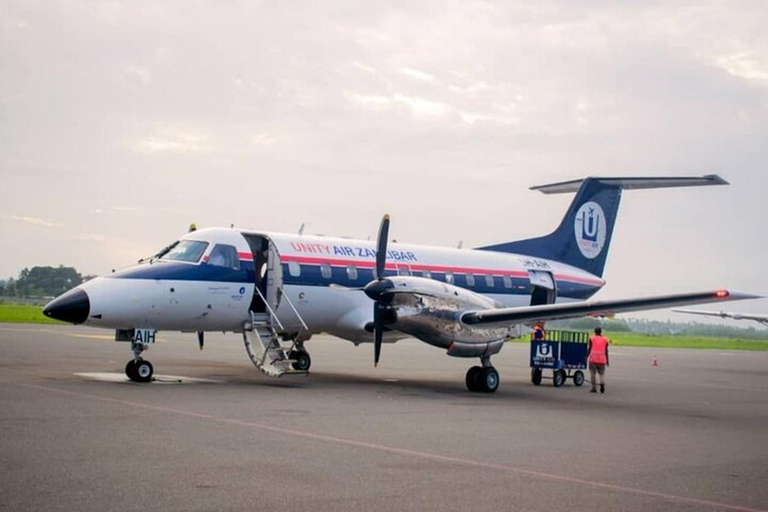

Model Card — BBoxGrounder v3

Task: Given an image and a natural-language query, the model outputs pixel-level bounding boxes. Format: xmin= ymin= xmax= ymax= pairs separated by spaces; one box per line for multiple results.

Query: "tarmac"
xmin=1 ymin=324 xmax=767 ymax=512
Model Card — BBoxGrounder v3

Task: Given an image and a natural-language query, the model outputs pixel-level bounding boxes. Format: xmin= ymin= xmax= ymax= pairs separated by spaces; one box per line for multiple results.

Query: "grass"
xmin=0 ymin=303 xmax=65 ymax=325
xmin=512 ymin=331 xmax=768 ymax=351
xmin=3 ymin=302 xmax=767 ymax=351
xmin=607 ymin=332 xmax=768 ymax=351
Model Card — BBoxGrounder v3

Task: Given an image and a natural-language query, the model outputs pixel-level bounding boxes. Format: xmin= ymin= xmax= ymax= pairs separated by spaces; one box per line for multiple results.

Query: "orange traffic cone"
xmin=652 ymin=356 xmax=658 ymax=367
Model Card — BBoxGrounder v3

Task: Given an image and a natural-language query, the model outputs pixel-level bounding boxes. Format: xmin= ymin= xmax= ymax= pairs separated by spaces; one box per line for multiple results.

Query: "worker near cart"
xmin=533 ymin=323 xmax=545 ymax=341
xmin=586 ymin=327 xmax=610 ymax=393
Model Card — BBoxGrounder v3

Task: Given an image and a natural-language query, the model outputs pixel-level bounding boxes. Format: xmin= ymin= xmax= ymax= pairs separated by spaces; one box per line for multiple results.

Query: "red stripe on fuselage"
xmin=280 ymin=255 xmax=604 ymax=287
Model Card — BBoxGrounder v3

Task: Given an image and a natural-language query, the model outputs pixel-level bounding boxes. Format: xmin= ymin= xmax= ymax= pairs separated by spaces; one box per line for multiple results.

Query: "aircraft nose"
xmin=43 ymin=288 xmax=90 ymax=324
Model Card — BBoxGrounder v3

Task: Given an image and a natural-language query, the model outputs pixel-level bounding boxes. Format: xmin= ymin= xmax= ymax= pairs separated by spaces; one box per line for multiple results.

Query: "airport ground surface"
xmin=1 ymin=324 xmax=767 ymax=512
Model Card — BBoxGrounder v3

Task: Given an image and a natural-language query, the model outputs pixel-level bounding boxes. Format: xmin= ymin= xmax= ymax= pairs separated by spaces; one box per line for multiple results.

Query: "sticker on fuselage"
xmin=574 ymin=201 xmax=606 ymax=259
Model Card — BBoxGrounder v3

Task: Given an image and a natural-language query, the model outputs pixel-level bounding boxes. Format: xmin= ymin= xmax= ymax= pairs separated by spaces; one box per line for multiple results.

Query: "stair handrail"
xmin=278 ymin=286 xmax=309 ymax=332
xmin=252 ymin=287 xmax=285 ymax=331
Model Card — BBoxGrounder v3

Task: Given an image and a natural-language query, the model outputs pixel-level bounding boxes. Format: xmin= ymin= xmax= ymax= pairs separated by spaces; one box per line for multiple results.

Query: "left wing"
xmin=461 ymin=290 xmax=760 ymax=326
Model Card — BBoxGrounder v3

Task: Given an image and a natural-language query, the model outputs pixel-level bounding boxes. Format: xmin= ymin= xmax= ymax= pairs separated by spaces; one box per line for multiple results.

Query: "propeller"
xmin=197 ymin=331 xmax=204 ymax=350
xmin=363 ymin=214 xmax=393 ymax=367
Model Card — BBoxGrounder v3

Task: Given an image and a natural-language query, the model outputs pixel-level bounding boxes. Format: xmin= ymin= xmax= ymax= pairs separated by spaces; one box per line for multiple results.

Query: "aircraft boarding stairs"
xmin=242 ymin=287 xmax=310 ymax=378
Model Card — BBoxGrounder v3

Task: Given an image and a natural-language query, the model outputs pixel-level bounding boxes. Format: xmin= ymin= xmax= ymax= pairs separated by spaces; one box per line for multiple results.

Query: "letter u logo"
xmin=581 ymin=209 xmax=599 ymax=242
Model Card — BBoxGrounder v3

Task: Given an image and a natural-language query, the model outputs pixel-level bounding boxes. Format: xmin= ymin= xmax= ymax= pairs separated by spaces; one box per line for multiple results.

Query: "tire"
xmin=134 ymin=359 xmax=153 ymax=383
xmin=290 ymin=351 xmax=311 ymax=372
xmin=125 ymin=360 xmax=138 ymax=381
xmin=480 ymin=367 xmax=500 ymax=393
xmin=465 ymin=366 xmax=482 ymax=392
xmin=553 ymin=369 xmax=565 ymax=388
xmin=531 ymin=368 xmax=543 ymax=386
xmin=573 ymin=370 xmax=585 ymax=387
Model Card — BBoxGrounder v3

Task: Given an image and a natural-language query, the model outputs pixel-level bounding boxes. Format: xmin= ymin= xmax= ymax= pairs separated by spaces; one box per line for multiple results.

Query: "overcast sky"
xmin=1 ymin=1 xmax=766 ymax=320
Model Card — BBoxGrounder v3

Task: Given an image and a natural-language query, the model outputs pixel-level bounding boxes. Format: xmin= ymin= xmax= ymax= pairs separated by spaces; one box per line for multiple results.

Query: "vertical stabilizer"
xmin=478 ymin=175 xmax=727 ymax=278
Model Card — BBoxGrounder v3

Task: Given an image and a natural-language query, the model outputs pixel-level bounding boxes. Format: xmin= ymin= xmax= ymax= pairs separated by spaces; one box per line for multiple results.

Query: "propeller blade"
xmin=197 ymin=331 xmax=204 ymax=350
xmin=375 ymin=214 xmax=390 ymax=281
xmin=374 ymin=304 xmax=383 ymax=367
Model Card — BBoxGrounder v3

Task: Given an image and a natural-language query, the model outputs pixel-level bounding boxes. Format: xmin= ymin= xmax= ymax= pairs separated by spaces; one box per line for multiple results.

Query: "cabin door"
xmin=528 ymin=270 xmax=557 ymax=306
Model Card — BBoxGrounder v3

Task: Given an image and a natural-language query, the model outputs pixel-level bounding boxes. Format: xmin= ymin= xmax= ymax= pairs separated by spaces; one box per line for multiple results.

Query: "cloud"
xmin=399 ymin=68 xmax=436 ymax=82
xmin=6 ymin=215 xmax=64 ymax=228
xmin=129 ymin=127 xmax=210 ymax=154
xmin=124 ymin=65 xmax=152 ymax=85
xmin=75 ymin=233 xmax=107 ymax=242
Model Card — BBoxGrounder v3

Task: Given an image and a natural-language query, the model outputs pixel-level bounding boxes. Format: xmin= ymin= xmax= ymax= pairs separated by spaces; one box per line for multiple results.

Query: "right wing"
xmin=461 ymin=290 xmax=761 ymax=326
xmin=673 ymin=309 xmax=768 ymax=325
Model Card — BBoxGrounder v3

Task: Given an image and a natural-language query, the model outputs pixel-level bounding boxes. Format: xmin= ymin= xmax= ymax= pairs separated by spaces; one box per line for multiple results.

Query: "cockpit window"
xmin=208 ymin=244 xmax=241 ymax=270
xmin=158 ymin=241 xmax=208 ymax=263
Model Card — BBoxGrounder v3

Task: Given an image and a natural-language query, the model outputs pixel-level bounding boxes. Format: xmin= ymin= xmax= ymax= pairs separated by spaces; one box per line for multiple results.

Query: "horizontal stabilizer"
xmin=461 ymin=290 xmax=761 ymax=326
xmin=531 ymin=175 xmax=728 ymax=194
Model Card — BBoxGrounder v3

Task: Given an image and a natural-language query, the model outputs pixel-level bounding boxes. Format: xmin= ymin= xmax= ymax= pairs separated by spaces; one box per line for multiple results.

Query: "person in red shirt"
xmin=586 ymin=327 xmax=610 ymax=393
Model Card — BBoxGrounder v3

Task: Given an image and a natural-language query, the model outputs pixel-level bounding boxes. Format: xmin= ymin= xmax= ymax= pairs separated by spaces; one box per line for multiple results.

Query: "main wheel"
xmin=531 ymin=368 xmax=543 ymax=386
xmin=290 ymin=350 xmax=311 ymax=371
xmin=125 ymin=360 xmax=137 ymax=381
xmin=480 ymin=367 xmax=500 ymax=393
xmin=573 ymin=370 xmax=585 ymax=387
xmin=465 ymin=366 xmax=483 ymax=392
xmin=553 ymin=369 xmax=566 ymax=388
xmin=134 ymin=359 xmax=154 ymax=383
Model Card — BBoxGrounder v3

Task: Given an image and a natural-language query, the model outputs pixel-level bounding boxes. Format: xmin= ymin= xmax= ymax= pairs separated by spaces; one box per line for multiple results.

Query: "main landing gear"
xmin=465 ymin=356 xmax=500 ymax=393
xmin=125 ymin=340 xmax=154 ymax=383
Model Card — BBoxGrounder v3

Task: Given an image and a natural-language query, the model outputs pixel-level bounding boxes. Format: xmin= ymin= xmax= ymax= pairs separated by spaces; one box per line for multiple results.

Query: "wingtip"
xmin=718 ymin=290 xmax=764 ymax=300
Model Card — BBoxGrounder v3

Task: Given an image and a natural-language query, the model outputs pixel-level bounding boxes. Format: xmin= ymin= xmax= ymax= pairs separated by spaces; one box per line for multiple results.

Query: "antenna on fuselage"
xmin=457 ymin=240 xmax=463 ymax=249
xmin=298 ymin=223 xmax=305 ymax=235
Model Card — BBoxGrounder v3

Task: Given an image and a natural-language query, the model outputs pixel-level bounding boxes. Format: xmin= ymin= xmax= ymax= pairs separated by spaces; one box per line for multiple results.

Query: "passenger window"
xmin=288 ymin=261 xmax=301 ymax=277
xmin=503 ymin=276 xmax=512 ymax=289
xmin=397 ymin=265 xmax=410 ymax=276
xmin=485 ymin=274 xmax=494 ymax=287
xmin=346 ymin=265 xmax=358 ymax=280
xmin=320 ymin=263 xmax=332 ymax=279
xmin=422 ymin=270 xmax=431 ymax=279
xmin=465 ymin=274 xmax=475 ymax=287
xmin=208 ymin=244 xmax=240 ymax=270
xmin=445 ymin=271 xmax=454 ymax=284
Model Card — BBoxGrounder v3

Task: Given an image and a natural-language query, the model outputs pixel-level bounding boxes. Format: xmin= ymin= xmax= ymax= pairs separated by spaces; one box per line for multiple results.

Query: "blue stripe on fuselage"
xmin=108 ymin=261 xmax=255 ymax=283
xmin=281 ymin=263 xmax=599 ymax=300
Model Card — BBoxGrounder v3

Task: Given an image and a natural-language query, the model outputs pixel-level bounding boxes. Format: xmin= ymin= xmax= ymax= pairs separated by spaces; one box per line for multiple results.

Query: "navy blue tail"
xmin=478 ymin=175 xmax=727 ymax=278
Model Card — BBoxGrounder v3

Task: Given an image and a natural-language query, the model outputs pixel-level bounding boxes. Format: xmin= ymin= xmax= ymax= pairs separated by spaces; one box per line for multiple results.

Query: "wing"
xmin=461 ymin=290 xmax=761 ymax=326
xmin=673 ymin=309 xmax=768 ymax=324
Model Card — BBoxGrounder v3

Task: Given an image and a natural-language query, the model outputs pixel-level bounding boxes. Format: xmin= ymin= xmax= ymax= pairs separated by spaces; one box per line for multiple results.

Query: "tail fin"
xmin=479 ymin=175 xmax=728 ymax=278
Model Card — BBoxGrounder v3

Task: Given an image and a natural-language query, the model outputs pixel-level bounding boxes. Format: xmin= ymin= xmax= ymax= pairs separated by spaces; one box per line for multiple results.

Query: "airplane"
xmin=673 ymin=309 xmax=768 ymax=326
xmin=42 ymin=175 xmax=759 ymax=393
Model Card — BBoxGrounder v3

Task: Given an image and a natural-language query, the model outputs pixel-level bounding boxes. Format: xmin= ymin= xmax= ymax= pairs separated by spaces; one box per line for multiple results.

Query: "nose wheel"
xmin=125 ymin=359 xmax=154 ymax=383
xmin=125 ymin=340 xmax=154 ymax=383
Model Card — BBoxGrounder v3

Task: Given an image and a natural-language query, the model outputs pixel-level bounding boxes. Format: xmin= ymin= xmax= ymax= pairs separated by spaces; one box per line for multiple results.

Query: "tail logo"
xmin=574 ymin=201 xmax=606 ymax=259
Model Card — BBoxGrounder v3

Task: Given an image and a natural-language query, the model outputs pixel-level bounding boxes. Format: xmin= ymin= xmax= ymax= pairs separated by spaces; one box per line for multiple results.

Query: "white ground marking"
xmin=74 ymin=373 xmax=223 ymax=384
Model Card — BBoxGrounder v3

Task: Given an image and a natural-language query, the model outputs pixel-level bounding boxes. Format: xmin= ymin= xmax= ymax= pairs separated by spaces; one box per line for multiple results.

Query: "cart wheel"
xmin=553 ymin=369 xmax=565 ymax=388
xmin=531 ymin=368 xmax=542 ymax=386
xmin=573 ymin=370 xmax=585 ymax=387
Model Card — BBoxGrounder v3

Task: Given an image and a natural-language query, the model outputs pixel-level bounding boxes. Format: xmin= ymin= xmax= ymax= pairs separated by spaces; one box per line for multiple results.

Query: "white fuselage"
xmin=74 ymin=227 xmax=605 ymax=347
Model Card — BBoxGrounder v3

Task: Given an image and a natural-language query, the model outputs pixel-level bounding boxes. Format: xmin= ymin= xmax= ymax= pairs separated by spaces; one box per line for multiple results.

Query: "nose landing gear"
xmin=125 ymin=340 xmax=154 ymax=383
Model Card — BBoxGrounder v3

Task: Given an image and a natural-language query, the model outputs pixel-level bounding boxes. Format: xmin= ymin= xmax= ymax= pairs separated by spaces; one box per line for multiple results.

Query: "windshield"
xmin=157 ymin=240 xmax=208 ymax=263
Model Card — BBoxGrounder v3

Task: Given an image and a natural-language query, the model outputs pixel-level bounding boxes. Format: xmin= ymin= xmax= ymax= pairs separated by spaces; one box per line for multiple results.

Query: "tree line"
xmin=0 ymin=266 xmax=95 ymax=298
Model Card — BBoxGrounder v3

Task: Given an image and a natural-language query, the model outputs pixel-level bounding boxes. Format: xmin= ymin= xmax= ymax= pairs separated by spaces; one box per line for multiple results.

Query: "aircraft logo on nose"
xmin=574 ymin=201 xmax=606 ymax=259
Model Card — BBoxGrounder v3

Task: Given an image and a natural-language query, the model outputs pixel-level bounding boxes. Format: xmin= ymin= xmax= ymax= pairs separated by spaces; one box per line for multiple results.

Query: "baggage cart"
xmin=530 ymin=330 xmax=589 ymax=387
